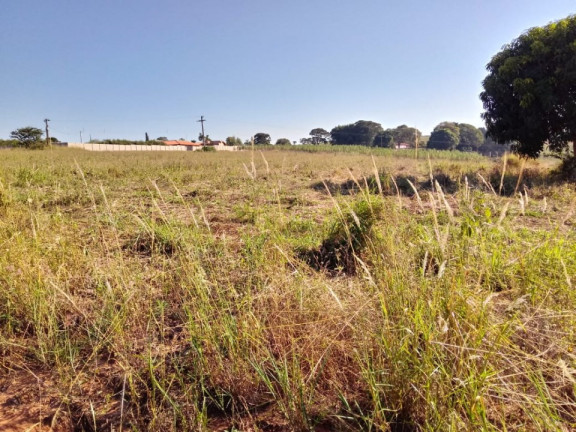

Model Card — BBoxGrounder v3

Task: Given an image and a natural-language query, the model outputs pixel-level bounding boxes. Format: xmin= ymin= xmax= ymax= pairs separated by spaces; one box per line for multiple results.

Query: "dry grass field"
xmin=0 ymin=147 xmax=575 ymax=431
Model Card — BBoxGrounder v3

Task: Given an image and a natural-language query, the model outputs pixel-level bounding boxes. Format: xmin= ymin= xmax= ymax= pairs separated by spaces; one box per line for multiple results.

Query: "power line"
xmin=197 ymin=115 xmax=206 ymax=145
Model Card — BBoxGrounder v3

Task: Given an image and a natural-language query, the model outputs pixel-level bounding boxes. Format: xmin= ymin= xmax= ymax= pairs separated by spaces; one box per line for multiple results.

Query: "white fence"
xmin=60 ymin=143 xmax=240 ymax=152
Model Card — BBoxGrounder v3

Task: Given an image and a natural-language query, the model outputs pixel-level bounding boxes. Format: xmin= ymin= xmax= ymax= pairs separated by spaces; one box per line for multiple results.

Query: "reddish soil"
xmin=0 ymin=370 xmax=63 ymax=432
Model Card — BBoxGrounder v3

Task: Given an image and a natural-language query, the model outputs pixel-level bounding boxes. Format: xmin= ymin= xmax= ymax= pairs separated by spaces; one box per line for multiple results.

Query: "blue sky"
xmin=1 ymin=0 xmax=574 ymax=143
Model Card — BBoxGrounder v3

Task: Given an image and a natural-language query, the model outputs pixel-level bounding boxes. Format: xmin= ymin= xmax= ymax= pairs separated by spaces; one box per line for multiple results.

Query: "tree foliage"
xmin=477 ymin=127 xmax=512 ymax=156
xmin=226 ymin=136 xmax=243 ymax=146
xmin=456 ymin=123 xmax=484 ymax=151
xmin=0 ymin=139 xmax=19 ymax=148
xmin=254 ymin=133 xmax=271 ymax=145
xmin=10 ymin=127 xmax=44 ymax=149
xmin=309 ymin=128 xmax=331 ymax=144
xmin=434 ymin=122 xmax=460 ymax=136
xmin=387 ymin=125 xmax=422 ymax=147
xmin=330 ymin=121 xmax=384 ymax=146
xmin=480 ymin=15 xmax=576 ymax=157
xmin=426 ymin=122 xmax=483 ymax=152
xmin=275 ymin=138 xmax=292 ymax=146
xmin=373 ymin=131 xmax=395 ymax=148
xmin=427 ymin=128 xmax=459 ymax=150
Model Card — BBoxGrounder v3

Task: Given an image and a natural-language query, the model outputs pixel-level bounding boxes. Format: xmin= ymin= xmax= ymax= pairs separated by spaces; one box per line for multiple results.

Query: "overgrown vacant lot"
xmin=0 ymin=147 xmax=575 ymax=431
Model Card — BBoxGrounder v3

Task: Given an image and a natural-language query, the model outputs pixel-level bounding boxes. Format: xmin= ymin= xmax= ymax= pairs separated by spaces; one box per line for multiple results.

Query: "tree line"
xmin=3 ymin=123 xmax=507 ymax=157
xmin=247 ymin=14 xmax=576 ymax=164
xmin=245 ymin=121 xmax=509 ymax=156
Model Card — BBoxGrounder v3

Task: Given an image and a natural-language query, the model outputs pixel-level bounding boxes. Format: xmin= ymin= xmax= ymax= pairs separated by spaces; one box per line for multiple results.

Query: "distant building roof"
xmin=163 ymin=140 xmax=201 ymax=146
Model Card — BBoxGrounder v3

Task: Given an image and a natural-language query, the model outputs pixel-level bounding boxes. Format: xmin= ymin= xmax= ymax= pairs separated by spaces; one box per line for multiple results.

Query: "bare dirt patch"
xmin=0 ymin=370 xmax=63 ymax=432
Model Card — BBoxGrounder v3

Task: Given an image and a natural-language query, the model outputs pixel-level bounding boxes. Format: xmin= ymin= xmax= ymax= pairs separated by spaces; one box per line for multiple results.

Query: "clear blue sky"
xmin=1 ymin=0 xmax=574 ymax=143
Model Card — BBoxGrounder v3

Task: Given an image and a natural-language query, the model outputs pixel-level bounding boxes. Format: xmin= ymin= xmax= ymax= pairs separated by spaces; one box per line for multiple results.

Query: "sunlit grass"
xmin=0 ymin=147 xmax=574 ymax=431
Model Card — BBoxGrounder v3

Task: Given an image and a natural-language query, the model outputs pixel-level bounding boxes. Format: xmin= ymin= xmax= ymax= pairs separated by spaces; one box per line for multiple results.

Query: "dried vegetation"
xmin=0 ymin=147 xmax=575 ymax=431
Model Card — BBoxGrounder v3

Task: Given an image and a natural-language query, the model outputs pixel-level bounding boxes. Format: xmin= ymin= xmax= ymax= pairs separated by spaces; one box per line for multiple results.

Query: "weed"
xmin=300 ymin=196 xmax=383 ymax=274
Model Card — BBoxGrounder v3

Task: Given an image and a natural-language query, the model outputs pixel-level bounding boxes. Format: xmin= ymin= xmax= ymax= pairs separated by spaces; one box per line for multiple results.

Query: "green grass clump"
xmin=300 ymin=196 xmax=383 ymax=274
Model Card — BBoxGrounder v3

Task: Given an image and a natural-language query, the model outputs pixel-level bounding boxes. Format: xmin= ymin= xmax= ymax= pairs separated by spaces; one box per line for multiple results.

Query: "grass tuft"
xmin=300 ymin=196 xmax=383 ymax=274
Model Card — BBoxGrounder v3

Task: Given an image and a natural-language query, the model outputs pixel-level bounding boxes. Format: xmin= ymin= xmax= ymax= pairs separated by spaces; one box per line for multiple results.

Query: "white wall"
xmin=62 ymin=143 xmax=241 ymax=152
xmin=65 ymin=143 xmax=188 ymax=151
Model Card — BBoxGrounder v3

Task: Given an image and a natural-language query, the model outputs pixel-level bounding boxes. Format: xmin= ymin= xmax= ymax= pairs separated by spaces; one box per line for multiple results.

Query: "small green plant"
xmin=126 ymin=219 xmax=184 ymax=256
xmin=300 ymin=196 xmax=383 ymax=274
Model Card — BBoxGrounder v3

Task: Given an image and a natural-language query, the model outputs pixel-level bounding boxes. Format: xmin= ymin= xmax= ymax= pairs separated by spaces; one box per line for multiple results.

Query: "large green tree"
xmin=253 ymin=133 xmax=271 ymax=145
xmin=10 ymin=126 xmax=44 ymax=149
xmin=456 ymin=123 xmax=484 ymax=151
xmin=387 ymin=125 xmax=422 ymax=147
xmin=425 ymin=122 xmax=483 ymax=152
xmin=309 ymin=128 xmax=331 ymax=144
xmin=330 ymin=120 xmax=384 ymax=146
xmin=480 ymin=15 xmax=576 ymax=157
xmin=427 ymin=128 xmax=459 ymax=150
xmin=373 ymin=131 xmax=395 ymax=148
xmin=434 ymin=122 xmax=460 ymax=136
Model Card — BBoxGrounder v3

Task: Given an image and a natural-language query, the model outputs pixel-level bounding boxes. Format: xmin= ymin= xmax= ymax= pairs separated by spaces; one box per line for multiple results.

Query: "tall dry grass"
xmin=0 ymin=148 xmax=574 ymax=431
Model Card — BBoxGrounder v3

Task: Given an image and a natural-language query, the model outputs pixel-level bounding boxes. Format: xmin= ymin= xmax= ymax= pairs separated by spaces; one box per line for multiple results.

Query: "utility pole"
xmin=414 ymin=127 xmax=419 ymax=159
xmin=197 ymin=115 xmax=206 ymax=145
xmin=44 ymin=118 xmax=51 ymax=147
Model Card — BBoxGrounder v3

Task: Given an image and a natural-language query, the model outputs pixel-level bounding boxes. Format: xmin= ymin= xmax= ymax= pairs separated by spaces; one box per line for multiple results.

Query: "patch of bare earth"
xmin=0 ymin=370 xmax=65 ymax=432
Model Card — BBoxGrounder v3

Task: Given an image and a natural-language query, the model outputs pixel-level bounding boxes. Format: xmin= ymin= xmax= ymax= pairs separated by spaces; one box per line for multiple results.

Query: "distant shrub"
xmin=275 ymin=138 xmax=292 ymax=146
xmin=0 ymin=139 xmax=19 ymax=148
